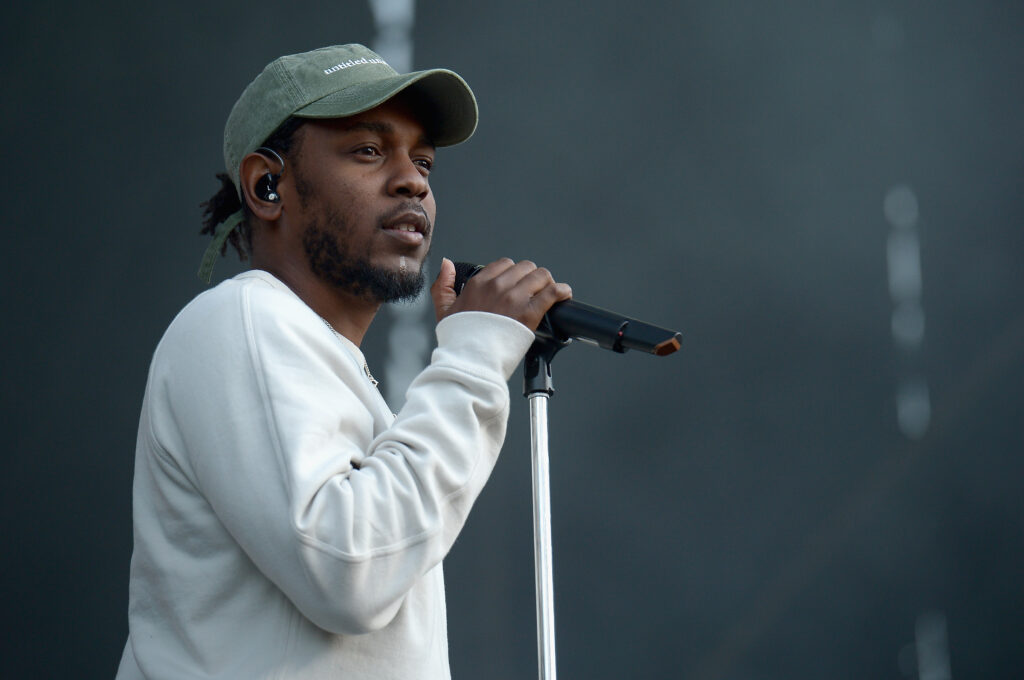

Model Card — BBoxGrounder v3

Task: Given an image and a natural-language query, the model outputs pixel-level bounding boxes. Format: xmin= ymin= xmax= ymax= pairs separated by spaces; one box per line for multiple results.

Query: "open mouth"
xmin=382 ymin=210 xmax=430 ymax=245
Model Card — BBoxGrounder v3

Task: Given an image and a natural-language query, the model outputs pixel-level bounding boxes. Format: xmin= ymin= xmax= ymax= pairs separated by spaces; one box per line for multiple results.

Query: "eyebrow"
xmin=341 ymin=120 xmax=436 ymax=149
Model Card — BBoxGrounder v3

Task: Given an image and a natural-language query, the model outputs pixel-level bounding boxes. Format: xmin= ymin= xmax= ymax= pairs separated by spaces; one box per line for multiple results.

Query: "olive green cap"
xmin=199 ymin=43 xmax=477 ymax=283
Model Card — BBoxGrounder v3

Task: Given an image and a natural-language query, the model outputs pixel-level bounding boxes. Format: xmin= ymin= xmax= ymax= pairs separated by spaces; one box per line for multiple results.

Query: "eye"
xmin=414 ymin=157 xmax=434 ymax=173
xmin=353 ymin=145 xmax=381 ymax=158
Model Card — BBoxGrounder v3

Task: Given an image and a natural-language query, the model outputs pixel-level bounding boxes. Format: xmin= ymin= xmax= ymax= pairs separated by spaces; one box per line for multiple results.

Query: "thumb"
xmin=430 ymin=257 xmax=457 ymax=321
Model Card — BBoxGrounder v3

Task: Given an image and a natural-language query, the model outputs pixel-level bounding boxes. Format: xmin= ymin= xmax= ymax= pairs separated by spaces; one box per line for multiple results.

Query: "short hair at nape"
xmin=199 ymin=116 xmax=305 ymax=261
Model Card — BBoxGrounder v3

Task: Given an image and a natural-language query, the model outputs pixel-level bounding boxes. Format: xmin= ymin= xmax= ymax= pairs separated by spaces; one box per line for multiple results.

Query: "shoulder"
xmin=176 ymin=269 xmax=306 ymax=327
xmin=163 ymin=271 xmax=312 ymax=348
xmin=150 ymin=270 xmax=327 ymax=386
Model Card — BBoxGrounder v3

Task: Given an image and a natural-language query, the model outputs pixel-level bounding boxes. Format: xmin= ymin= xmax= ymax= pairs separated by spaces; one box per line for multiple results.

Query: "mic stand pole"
xmin=523 ymin=336 xmax=569 ymax=680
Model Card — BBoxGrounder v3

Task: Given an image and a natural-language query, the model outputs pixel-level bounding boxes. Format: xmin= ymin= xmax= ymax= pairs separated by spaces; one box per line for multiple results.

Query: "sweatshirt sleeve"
xmin=147 ymin=278 xmax=535 ymax=635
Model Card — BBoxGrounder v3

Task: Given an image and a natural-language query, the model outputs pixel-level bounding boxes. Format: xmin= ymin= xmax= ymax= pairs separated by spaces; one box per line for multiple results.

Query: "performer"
xmin=117 ymin=43 xmax=571 ymax=679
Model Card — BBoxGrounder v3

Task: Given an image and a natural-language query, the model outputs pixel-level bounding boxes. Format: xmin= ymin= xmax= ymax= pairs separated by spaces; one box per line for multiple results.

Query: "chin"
xmin=372 ymin=267 xmax=427 ymax=304
xmin=334 ymin=259 xmax=426 ymax=304
xmin=304 ymin=224 xmax=428 ymax=303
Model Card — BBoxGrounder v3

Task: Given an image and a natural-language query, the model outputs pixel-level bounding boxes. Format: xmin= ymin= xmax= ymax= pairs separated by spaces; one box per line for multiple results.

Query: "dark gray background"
xmin=4 ymin=1 xmax=1022 ymax=678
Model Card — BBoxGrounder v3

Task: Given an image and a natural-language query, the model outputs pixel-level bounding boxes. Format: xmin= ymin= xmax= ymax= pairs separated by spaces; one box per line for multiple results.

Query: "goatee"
xmin=302 ymin=221 xmax=427 ymax=304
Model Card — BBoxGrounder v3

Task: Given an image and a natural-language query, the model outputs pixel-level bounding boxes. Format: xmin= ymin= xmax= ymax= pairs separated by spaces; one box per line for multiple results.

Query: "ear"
xmin=239 ymin=152 xmax=285 ymax=222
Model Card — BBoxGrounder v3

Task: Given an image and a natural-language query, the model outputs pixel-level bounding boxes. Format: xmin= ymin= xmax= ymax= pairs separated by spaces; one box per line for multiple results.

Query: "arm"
xmin=149 ymin=277 xmax=535 ymax=634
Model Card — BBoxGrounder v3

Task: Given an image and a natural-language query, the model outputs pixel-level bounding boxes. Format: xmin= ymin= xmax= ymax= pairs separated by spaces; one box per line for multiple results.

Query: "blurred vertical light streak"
xmin=368 ymin=0 xmax=431 ymax=409
xmin=885 ymin=184 xmax=930 ymax=439
xmin=915 ymin=611 xmax=953 ymax=680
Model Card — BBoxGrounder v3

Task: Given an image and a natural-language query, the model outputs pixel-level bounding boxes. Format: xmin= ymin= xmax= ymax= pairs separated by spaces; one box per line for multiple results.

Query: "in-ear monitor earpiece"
xmin=255 ymin=147 xmax=285 ymax=203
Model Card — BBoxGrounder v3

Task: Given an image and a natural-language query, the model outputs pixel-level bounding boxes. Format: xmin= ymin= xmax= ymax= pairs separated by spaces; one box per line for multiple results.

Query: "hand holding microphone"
xmin=430 ymin=258 xmax=573 ymax=331
xmin=433 ymin=258 xmax=682 ymax=357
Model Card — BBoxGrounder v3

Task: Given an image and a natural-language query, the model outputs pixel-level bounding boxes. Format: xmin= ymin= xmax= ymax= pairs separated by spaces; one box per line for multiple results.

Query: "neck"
xmin=249 ymin=219 xmax=383 ymax=346
xmin=307 ymin=284 xmax=380 ymax=348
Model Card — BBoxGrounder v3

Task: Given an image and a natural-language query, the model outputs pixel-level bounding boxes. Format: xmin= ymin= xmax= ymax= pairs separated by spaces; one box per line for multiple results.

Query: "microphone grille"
xmin=453 ymin=262 xmax=483 ymax=295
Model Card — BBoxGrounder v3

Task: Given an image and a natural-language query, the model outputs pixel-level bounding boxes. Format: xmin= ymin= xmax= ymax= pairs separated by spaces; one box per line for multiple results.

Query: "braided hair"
xmin=199 ymin=116 xmax=306 ymax=261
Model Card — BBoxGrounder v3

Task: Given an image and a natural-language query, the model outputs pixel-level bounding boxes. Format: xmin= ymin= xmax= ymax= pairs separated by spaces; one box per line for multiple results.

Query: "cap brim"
xmin=294 ymin=69 xmax=477 ymax=147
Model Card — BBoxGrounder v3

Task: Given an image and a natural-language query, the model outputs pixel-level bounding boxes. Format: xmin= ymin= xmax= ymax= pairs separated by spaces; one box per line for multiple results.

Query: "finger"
xmin=465 ymin=257 xmax=516 ymax=287
xmin=514 ymin=266 xmax=559 ymax=297
xmin=490 ymin=259 xmax=539 ymax=292
xmin=532 ymin=278 xmax=573 ymax=305
xmin=510 ymin=267 xmax=572 ymax=309
xmin=430 ymin=257 xmax=458 ymax=320
xmin=539 ymin=281 xmax=573 ymax=304
xmin=544 ymin=282 xmax=574 ymax=304
xmin=439 ymin=257 xmax=456 ymax=289
xmin=527 ymin=281 xmax=573 ymax=322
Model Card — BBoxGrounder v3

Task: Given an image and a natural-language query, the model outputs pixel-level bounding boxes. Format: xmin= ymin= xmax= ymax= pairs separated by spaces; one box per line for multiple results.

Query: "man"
xmin=117 ymin=44 xmax=571 ymax=679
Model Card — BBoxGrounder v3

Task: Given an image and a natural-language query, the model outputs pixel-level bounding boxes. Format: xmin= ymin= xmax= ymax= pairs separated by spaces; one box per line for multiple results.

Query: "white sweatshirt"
xmin=117 ymin=270 xmax=534 ymax=679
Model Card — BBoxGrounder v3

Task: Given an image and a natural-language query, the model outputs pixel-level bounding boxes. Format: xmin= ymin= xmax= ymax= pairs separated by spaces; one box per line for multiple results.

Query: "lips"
xmin=381 ymin=209 xmax=429 ymax=246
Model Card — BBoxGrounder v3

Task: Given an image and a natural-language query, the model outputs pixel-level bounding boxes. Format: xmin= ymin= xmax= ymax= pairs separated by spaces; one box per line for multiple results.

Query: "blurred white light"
xmin=887 ymin=231 xmax=923 ymax=300
xmin=385 ymin=302 xmax=432 ymax=406
xmin=884 ymin=183 xmax=930 ymax=440
xmin=892 ymin=301 xmax=926 ymax=347
xmin=369 ymin=0 xmax=415 ymax=30
xmin=884 ymin=185 xmax=920 ymax=230
xmin=370 ymin=0 xmax=415 ymax=72
xmin=897 ymin=378 xmax=931 ymax=440
xmin=915 ymin=611 xmax=952 ymax=680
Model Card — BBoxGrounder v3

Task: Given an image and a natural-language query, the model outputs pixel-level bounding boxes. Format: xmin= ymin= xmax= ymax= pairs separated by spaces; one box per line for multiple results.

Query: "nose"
xmin=387 ymin=156 xmax=430 ymax=201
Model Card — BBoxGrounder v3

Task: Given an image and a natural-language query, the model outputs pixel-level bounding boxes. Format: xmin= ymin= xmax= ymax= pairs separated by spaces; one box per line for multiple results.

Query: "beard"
xmin=301 ymin=208 xmax=428 ymax=304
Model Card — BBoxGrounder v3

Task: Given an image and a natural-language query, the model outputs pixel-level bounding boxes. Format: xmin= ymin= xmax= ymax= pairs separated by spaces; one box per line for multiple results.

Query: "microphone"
xmin=452 ymin=262 xmax=682 ymax=357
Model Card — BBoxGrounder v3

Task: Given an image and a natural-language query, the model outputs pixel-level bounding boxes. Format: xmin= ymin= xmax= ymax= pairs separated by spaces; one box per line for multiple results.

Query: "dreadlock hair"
xmin=199 ymin=116 xmax=306 ymax=261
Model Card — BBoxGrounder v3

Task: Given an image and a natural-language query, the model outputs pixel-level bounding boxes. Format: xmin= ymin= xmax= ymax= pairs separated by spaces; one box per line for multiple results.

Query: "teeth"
xmin=393 ymin=224 xmax=417 ymax=232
